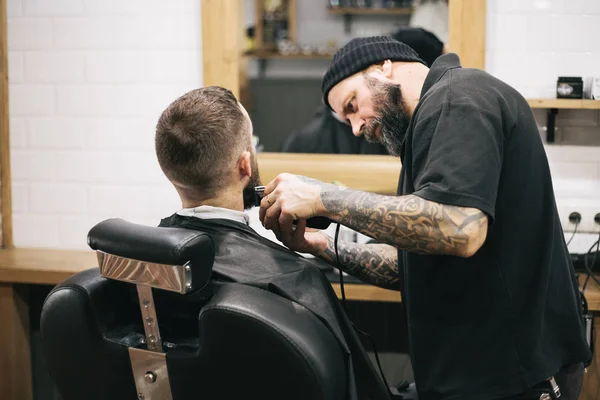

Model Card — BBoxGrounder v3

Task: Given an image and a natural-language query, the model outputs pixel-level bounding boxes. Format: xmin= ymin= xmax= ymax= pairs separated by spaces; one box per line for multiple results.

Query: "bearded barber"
xmin=259 ymin=36 xmax=591 ymax=400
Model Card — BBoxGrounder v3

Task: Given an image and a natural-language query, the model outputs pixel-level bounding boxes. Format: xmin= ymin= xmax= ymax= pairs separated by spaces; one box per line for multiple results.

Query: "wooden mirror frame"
xmin=0 ymin=0 xmax=13 ymax=248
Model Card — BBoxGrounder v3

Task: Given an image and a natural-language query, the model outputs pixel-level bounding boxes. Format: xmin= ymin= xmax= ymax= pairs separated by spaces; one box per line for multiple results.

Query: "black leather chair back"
xmin=40 ymin=219 xmax=348 ymax=400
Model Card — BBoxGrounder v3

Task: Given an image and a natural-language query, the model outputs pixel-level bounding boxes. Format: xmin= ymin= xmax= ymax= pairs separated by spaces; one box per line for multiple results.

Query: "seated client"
xmin=154 ymin=86 xmax=388 ymax=399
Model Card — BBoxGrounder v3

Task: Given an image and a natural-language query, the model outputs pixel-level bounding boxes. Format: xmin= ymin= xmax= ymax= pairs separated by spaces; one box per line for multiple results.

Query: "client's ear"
xmin=238 ymin=151 xmax=252 ymax=179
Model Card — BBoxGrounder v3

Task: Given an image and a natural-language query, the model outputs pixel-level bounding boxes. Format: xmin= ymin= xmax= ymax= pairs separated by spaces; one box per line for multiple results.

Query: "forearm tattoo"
xmin=320 ymin=239 xmax=400 ymax=290
xmin=298 ymin=176 xmax=487 ymax=257
xmin=323 ymin=187 xmax=487 ymax=257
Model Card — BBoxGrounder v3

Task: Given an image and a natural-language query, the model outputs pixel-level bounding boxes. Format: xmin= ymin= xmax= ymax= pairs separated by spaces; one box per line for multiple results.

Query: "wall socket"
xmin=560 ymin=207 xmax=600 ymax=234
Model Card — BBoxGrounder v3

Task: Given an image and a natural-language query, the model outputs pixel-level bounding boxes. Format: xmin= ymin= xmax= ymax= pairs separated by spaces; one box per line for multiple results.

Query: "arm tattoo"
xmin=319 ymin=239 xmax=400 ymax=291
xmin=298 ymin=176 xmax=488 ymax=257
xmin=324 ymin=187 xmax=487 ymax=257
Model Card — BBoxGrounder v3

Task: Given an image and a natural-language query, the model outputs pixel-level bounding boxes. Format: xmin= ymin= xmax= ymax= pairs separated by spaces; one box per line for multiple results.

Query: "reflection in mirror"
xmin=241 ymin=0 xmax=449 ymax=155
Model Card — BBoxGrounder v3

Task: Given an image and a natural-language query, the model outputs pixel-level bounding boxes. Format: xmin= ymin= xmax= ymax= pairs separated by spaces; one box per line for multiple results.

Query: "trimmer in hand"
xmin=253 ymin=186 xmax=332 ymax=230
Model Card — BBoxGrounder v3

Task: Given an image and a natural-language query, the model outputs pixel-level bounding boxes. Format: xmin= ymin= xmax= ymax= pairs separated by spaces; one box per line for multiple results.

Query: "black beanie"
xmin=321 ymin=36 xmax=427 ymax=110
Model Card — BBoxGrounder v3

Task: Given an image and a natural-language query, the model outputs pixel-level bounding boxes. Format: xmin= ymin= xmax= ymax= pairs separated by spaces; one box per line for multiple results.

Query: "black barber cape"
xmin=159 ymin=213 xmax=391 ymax=400
xmin=397 ymin=53 xmax=592 ymax=400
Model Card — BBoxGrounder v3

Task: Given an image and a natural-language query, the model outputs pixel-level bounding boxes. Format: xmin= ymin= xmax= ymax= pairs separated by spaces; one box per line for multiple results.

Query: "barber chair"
xmin=40 ymin=218 xmax=350 ymax=400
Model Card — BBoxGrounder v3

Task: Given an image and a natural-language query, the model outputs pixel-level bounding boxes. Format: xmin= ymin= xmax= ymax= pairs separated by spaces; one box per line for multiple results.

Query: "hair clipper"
xmin=254 ymin=186 xmax=331 ymax=230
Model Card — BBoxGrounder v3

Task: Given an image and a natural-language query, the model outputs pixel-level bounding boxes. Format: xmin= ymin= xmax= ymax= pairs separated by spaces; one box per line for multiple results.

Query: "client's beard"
xmin=362 ymin=76 xmax=412 ymax=157
xmin=242 ymin=152 xmax=262 ymax=210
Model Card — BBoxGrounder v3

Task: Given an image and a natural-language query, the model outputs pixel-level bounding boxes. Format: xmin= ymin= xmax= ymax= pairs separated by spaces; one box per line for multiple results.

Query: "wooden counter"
xmin=1 ymin=248 xmax=598 ymax=306
xmin=0 ymin=248 xmax=401 ymax=302
xmin=0 ymin=248 xmax=97 ymax=285
xmin=331 ymin=282 xmax=401 ymax=302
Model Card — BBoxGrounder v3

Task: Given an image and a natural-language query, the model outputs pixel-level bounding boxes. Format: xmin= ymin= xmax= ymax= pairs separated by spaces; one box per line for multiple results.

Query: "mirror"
xmin=200 ymin=0 xmax=485 ymax=191
xmin=241 ymin=0 xmax=450 ymax=155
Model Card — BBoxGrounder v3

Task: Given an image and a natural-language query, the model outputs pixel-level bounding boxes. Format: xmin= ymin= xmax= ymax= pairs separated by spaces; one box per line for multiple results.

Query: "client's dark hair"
xmin=155 ymin=86 xmax=248 ymax=198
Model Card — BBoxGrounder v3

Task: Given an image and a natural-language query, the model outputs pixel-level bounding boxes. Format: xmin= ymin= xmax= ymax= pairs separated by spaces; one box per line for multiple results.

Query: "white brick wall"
xmin=486 ymin=0 xmax=600 ymax=253
xmin=7 ymin=0 xmax=202 ymax=249
xmin=486 ymin=0 xmax=600 ymax=99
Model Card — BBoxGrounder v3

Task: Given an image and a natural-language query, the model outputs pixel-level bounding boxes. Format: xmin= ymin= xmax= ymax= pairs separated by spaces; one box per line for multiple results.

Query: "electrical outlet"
xmin=559 ymin=207 xmax=600 ymax=234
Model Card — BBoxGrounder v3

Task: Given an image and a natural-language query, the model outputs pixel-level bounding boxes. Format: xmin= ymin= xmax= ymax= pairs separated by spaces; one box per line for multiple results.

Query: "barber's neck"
xmin=392 ymin=62 xmax=429 ymax=115
xmin=181 ymin=187 xmax=245 ymax=212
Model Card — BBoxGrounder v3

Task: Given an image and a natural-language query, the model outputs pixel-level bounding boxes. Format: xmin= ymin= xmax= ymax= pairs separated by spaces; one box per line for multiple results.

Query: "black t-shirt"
xmin=397 ymin=53 xmax=592 ymax=400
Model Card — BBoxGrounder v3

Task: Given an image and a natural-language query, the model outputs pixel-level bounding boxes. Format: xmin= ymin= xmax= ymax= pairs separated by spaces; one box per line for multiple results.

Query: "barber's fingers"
xmin=259 ymin=193 xmax=275 ymax=223
xmin=259 ymin=203 xmax=266 ymax=224
xmin=278 ymin=210 xmax=295 ymax=244
xmin=262 ymin=199 xmax=283 ymax=231
xmin=292 ymin=219 xmax=307 ymax=243
xmin=264 ymin=172 xmax=296 ymax=197
xmin=263 ymin=179 xmax=277 ymax=197
xmin=263 ymin=173 xmax=285 ymax=196
xmin=271 ymin=222 xmax=282 ymax=242
xmin=265 ymin=200 xmax=283 ymax=240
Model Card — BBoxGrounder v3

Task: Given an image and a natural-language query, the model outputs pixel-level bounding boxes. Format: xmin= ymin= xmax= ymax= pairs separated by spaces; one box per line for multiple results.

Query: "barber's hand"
xmin=277 ymin=220 xmax=330 ymax=257
xmin=259 ymin=173 xmax=330 ymax=235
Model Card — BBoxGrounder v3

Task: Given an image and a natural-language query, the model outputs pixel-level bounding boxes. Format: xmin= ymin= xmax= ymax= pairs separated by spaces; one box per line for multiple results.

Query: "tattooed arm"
xmin=320 ymin=238 xmax=400 ymax=290
xmin=320 ymin=185 xmax=489 ymax=258
xmin=259 ymin=174 xmax=488 ymax=260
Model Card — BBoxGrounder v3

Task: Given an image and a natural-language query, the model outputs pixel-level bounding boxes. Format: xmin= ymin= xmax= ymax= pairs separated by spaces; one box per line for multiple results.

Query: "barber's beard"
xmin=242 ymin=152 xmax=262 ymax=210
xmin=362 ymin=77 xmax=412 ymax=157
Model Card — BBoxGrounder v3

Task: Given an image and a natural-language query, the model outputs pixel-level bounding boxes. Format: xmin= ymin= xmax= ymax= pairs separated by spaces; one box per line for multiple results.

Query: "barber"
xmin=259 ymin=36 xmax=591 ymax=400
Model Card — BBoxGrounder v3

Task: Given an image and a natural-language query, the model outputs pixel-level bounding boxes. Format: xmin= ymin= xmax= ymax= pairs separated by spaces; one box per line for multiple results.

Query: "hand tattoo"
xmin=320 ymin=186 xmax=488 ymax=258
xmin=321 ymin=239 xmax=400 ymax=290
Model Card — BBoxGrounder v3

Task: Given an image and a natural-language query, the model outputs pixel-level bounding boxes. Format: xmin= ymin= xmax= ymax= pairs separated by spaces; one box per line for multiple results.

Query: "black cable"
xmin=582 ymin=232 xmax=600 ymax=293
xmin=583 ymin=273 xmax=591 ymax=293
xmin=566 ymin=222 xmax=579 ymax=247
xmin=334 ymin=223 xmax=393 ymax=397
xmin=335 ymin=224 xmax=348 ymax=312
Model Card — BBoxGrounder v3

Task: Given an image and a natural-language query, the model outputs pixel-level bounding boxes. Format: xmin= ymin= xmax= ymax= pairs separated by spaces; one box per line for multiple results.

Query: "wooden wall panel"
xmin=448 ymin=0 xmax=487 ymax=70
xmin=580 ymin=316 xmax=600 ymax=400
xmin=0 ymin=0 xmax=13 ymax=248
xmin=0 ymin=284 xmax=32 ymax=400
xmin=201 ymin=0 xmax=244 ymax=98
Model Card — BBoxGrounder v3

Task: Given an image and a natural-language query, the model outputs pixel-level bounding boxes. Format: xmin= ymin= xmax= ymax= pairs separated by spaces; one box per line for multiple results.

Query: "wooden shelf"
xmin=244 ymin=50 xmax=333 ymax=60
xmin=328 ymin=6 xmax=413 ymax=33
xmin=328 ymin=7 xmax=413 ymax=15
xmin=244 ymin=49 xmax=333 ymax=78
xmin=527 ymin=98 xmax=600 ymax=143
xmin=254 ymin=0 xmax=298 ymax=57
xmin=527 ymin=99 xmax=600 ymax=110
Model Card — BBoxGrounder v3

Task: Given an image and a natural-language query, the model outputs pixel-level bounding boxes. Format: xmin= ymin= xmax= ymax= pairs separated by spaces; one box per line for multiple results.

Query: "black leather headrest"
xmin=87 ymin=218 xmax=215 ymax=293
xmin=88 ymin=218 xmax=214 ymax=265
